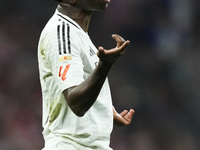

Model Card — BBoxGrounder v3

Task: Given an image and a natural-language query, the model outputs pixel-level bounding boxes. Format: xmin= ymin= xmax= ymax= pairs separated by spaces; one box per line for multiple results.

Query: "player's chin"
xmin=92 ymin=4 xmax=109 ymax=11
xmin=102 ymin=4 xmax=109 ymax=10
xmin=101 ymin=3 xmax=109 ymax=10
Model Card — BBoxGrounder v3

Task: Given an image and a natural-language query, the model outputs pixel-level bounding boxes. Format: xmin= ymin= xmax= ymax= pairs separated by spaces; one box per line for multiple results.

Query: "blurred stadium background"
xmin=0 ymin=0 xmax=200 ymax=150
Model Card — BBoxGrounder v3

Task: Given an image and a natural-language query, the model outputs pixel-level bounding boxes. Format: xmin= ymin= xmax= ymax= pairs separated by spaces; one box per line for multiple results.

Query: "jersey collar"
xmin=56 ymin=9 xmax=85 ymax=32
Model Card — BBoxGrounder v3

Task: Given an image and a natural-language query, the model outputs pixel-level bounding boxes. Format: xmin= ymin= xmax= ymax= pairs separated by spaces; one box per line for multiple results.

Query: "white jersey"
xmin=38 ymin=10 xmax=113 ymax=150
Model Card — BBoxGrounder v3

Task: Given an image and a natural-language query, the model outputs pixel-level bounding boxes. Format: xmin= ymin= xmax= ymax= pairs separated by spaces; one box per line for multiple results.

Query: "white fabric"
xmin=38 ymin=10 xmax=113 ymax=150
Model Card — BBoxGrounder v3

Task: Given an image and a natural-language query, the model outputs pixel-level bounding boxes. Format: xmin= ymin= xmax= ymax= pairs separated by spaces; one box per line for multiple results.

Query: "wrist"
xmin=98 ymin=60 xmax=113 ymax=70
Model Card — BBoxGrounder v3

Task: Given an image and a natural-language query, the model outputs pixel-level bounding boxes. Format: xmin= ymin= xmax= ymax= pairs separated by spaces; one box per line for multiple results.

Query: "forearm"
xmin=63 ymin=34 xmax=130 ymax=117
xmin=63 ymin=60 xmax=112 ymax=117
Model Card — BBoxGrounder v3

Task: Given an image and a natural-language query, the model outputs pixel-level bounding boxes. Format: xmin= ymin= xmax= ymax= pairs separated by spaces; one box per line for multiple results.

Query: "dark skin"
xmin=58 ymin=0 xmax=134 ymax=126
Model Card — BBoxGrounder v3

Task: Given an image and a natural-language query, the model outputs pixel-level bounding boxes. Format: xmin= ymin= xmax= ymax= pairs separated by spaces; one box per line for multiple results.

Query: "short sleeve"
xmin=46 ymin=23 xmax=84 ymax=92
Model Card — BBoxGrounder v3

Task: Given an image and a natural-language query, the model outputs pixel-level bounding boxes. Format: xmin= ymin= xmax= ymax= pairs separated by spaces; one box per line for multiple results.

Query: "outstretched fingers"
xmin=97 ymin=34 xmax=130 ymax=66
xmin=112 ymin=34 xmax=130 ymax=48
xmin=126 ymin=109 xmax=135 ymax=120
xmin=120 ymin=110 xmax=128 ymax=117
xmin=121 ymin=109 xmax=135 ymax=125
xmin=98 ymin=41 xmax=130 ymax=57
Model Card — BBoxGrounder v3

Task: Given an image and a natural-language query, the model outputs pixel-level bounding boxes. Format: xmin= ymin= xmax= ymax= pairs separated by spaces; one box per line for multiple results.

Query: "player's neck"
xmin=57 ymin=4 xmax=92 ymax=32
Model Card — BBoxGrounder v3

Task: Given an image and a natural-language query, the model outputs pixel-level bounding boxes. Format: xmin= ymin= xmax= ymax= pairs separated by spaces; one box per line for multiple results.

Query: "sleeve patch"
xmin=59 ymin=55 xmax=72 ymax=62
xmin=59 ymin=64 xmax=71 ymax=81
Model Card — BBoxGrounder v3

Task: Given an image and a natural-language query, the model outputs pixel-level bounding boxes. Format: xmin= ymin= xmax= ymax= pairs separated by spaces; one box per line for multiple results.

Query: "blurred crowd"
xmin=0 ymin=0 xmax=200 ymax=150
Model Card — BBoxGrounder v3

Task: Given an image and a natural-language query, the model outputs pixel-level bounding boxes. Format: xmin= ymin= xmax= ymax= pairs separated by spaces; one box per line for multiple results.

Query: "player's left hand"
xmin=113 ymin=108 xmax=135 ymax=126
xmin=97 ymin=34 xmax=130 ymax=67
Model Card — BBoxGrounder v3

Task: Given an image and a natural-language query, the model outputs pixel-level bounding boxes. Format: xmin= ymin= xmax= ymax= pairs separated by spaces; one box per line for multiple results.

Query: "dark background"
xmin=0 ymin=0 xmax=200 ymax=150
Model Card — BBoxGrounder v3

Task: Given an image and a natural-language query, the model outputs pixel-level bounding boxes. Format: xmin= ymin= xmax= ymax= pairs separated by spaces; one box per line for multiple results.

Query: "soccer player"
xmin=38 ymin=0 xmax=134 ymax=149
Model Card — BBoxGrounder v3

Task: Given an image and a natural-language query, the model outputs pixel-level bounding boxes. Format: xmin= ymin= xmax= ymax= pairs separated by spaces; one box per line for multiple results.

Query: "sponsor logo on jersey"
xmin=59 ymin=64 xmax=71 ymax=81
xmin=59 ymin=55 xmax=72 ymax=62
xmin=89 ymin=46 xmax=96 ymax=56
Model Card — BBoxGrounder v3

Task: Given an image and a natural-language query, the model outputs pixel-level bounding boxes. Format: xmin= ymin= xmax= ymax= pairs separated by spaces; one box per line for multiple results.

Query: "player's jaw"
xmin=76 ymin=0 xmax=111 ymax=11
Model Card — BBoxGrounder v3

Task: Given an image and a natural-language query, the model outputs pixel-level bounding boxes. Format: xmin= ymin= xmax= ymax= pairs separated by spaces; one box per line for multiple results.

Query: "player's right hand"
xmin=97 ymin=34 xmax=130 ymax=66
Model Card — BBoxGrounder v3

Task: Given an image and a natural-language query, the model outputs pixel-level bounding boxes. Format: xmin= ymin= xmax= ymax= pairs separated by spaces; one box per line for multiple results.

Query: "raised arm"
xmin=63 ymin=34 xmax=130 ymax=117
